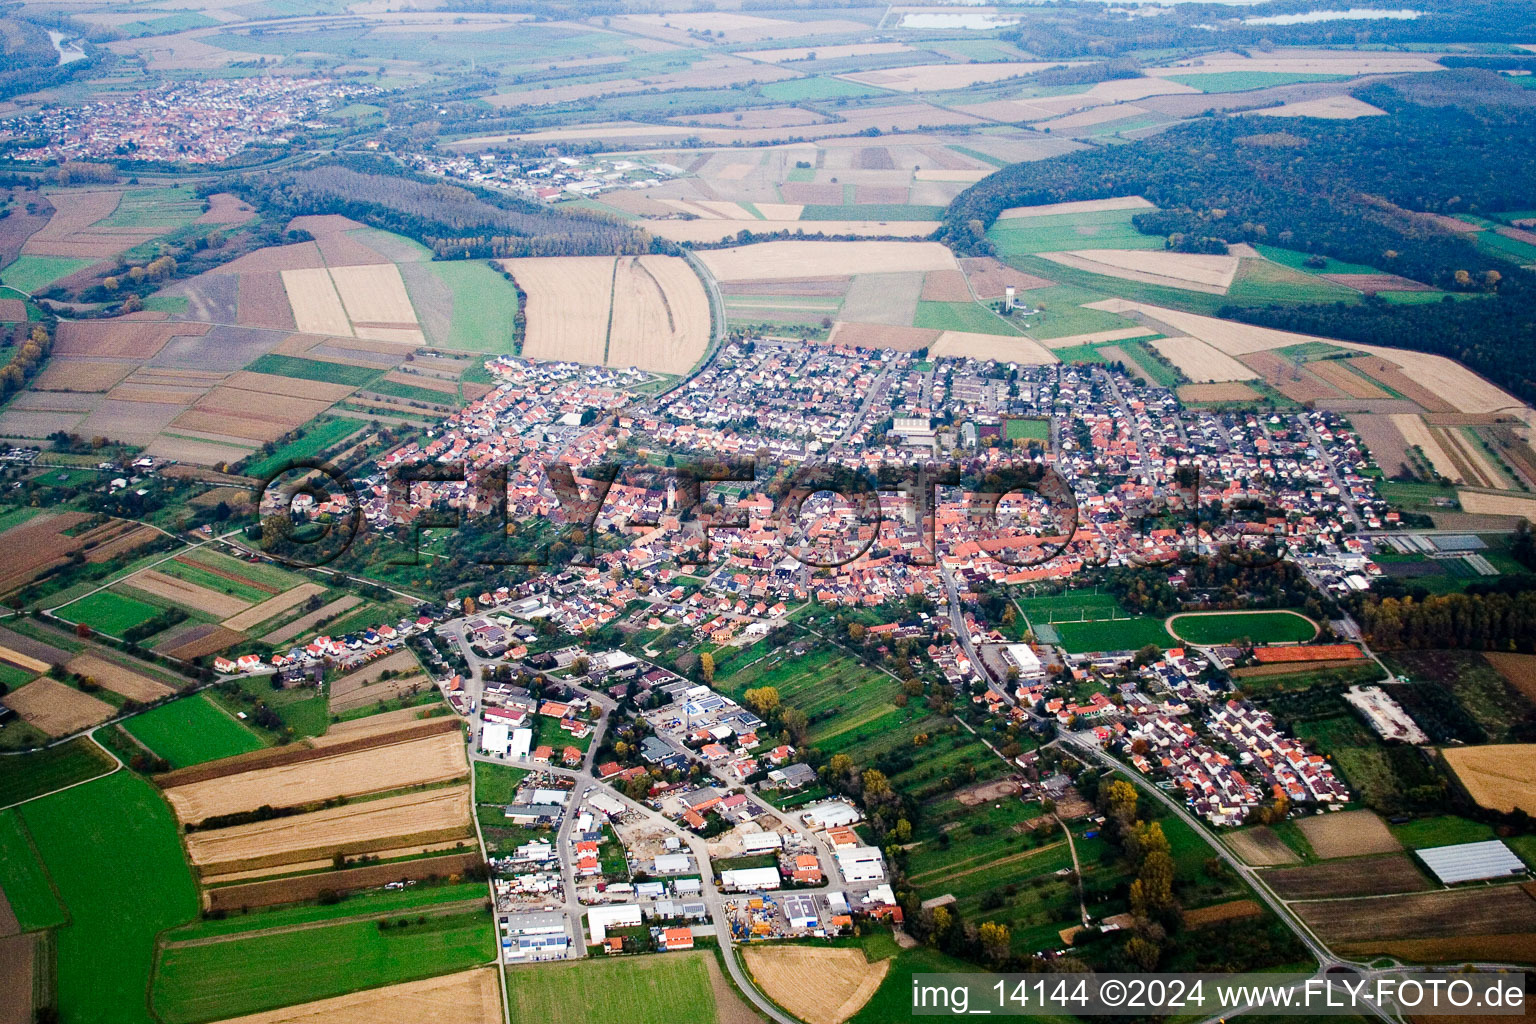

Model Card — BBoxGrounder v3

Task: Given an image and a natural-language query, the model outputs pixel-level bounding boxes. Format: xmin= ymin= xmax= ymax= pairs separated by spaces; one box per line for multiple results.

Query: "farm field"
xmin=57 ymin=589 xmax=165 ymax=636
xmin=161 ymin=727 xmax=467 ymax=824
xmin=504 ymin=951 xmax=723 ymax=1024
xmin=184 ymin=784 xmax=471 ymax=871
xmin=199 ymin=969 xmax=499 ymax=1024
xmin=122 ymin=693 xmax=265 ymax=769
xmin=405 ymin=260 xmax=520 ymax=353
xmin=0 ymin=808 xmax=65 ymax=930
xmin=0 ymin=736 xmax=113 ymax=806
xmin=1439 ymin=745 xmax=1536 ymax=814
xmin=1295 ymin=810 xmax=1401 ymax=859
xmin=1168 ymin=611 xmax=1317 ymax=646
xmin=2 ymin=676 xmax=115 ymax=737
xmin=1295 ymin=885 xmax=1536 ymax=945
xmin=152 ymin=912 xmax=494 ymax=1024
xmin=987 ymin=208 xmax=1163 ymax=258
xmin=742 ymin=945 xmax=888 ymax=1024
xmin=501 ymin=256 xmax=614 ymax=367
xmin=21 ymin=771 xmax=198 ymax=1024
xmin=245 ymin=418 xmax=364 ymax=479
xmin=1261 ymin=854 xmax=1432 ymax=900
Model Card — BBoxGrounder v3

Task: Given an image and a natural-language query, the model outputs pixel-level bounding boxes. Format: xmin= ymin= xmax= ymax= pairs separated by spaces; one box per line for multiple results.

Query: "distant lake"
xmin=1243 ymin=7 xmax=1423 ymax=24
xmin=49 ymin=30 xmax=87 ymax=65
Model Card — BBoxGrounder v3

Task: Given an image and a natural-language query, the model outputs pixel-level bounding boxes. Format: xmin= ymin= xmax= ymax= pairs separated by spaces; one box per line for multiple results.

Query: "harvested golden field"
xmin=699 ymin=240 xmax=956 ymax=282
xmin=1148 ymin=53 xmax=1443 ymax=76
xmin=1254 ymin=95 xmax=1388 ymax=119
xmin=841 ymin=61 xmax=1068 ymax=93
xmin=1391 ymin=414 xmax=1464 ymax=483
xmin=1225 ymin=826 xmax=1300 ymax=866
xmin=1441 ymin=745 xmax=1536 ymax=814
xmin=606 ymin=255 xmax=711 ymax=375
xmin=54 ymin=321 xmax=207 ymax=359
xmin=1345 ymin=347 xmax=1523 ymax=413
xmin=185 ymin=785 xmax=471 ymax=869
xmin=1308 ymin=358 xmax=1391 ymax=399
xmin=123 ymin=569 xmax=251 ymax=619
xmin=737 ymin=41 xmax=912 ymax=62
xmin=282 ymin=268 xmax=354 ymax=338
xmin=164 ymin=729 xmax=467 ymax=823
xmin=65 ymin=653 xmax=174 ymax=702
xmin=1177 ymin=382 xmax=1260 ymax=403
xmin=742 ymin=945 xmax=888 ymax=1024
xmin=208 ymin=968 xmax=499 ymax=1024
xmin=1297 ymin=809 xmax=1401 ymax=859
xmin=32 ymin=358 xmax=137 ymax=392
xmin=502 ymin=256 xmax=614 ymax=366
xmin=1436 ymin=427 xmax=1506 ymax=490
xmin=220 ymin=583 xmax=327 ymax=633
xmin=643 ymin=218 xmax=940 ymax=244
xmin=1184 ymin=899 xmax=1263 ymax=929
xmin=260 ymin=595 xmax=362 ymax=646
xmin=328 ymin=263 xmax=418 ymax=326
xmin=310 ymin=707 xmax=444 ymax=747
xmin=929 ymin=331 xmax=1058 ymax=365
xmin=1 ymin=677 xmax=114 ymax=736
xmin=0 ymin=644 xmax=48 ymax=675
xmin=1150 ymin=336 xmax=1259 ymax=382
xmin=1086 ymin=299 xmax=1327 ymax=355
xmin=998 ymin=196 xmax=1154 ymax=220
xmin=1297 ymin=885 xmax=1536 ymax=945
xmin=1041 ymin=249 xmax=1238 ymax=294
xmin=1456 ymin=491 xmax=1536 ymax=521
xmin=221 ymin=371 xmax=354 ymax=403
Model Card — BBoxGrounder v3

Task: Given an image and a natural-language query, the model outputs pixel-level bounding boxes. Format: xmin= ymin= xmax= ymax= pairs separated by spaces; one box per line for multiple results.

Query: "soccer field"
xmin=1168 ymin=610 xmax=1317 ymax=646
xmin=1053 ymin=616 xmax=1178 ymax=654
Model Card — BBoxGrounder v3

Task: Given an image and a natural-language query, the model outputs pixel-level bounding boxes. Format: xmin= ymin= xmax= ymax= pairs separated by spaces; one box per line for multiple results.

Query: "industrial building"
xmin=501 ymin=911 xmax=569 ymax=961
xmin=587 ymin=903 xmax=644 ymax=942
xmin=720 ymin=866 xmax=783 ymax=891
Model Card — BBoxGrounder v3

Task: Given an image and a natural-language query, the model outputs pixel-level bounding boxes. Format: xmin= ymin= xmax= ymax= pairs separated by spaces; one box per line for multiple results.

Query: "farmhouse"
xmin=660 ymin=927 xmax=694 ymax=951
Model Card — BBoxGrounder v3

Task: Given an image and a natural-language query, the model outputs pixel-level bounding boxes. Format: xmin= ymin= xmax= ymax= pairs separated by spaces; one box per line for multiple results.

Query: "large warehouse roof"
xmin=1415 ymin=839 xmax=1526 ymax=885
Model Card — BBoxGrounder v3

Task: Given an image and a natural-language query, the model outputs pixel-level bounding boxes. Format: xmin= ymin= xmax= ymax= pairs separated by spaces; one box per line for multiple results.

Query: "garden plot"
xmin=2 ymin=677 xmax=114 ymax=736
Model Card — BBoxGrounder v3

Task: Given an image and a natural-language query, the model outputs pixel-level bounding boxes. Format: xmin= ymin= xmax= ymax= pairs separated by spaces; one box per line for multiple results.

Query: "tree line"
xmin=938 ymin=73 xmax=1536 ymax=404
